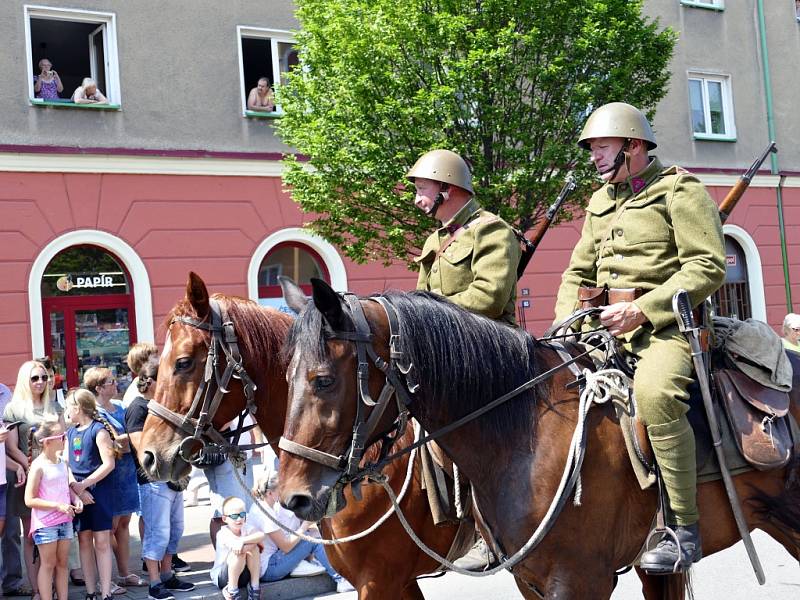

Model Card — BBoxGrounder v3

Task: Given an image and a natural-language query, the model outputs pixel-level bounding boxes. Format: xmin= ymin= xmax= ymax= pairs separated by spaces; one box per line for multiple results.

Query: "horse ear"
xmin=278 ymin=276 xmax=309 ymax=314
xmin=186 ymin=272 xmax=210 ymax=320
xmin=310 ymin=278 xmax=347 ymax=330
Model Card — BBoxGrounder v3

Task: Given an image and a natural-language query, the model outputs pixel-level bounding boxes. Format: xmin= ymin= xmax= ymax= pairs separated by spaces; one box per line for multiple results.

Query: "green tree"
xmin=278 ymin=0 xmax=675 ymax=265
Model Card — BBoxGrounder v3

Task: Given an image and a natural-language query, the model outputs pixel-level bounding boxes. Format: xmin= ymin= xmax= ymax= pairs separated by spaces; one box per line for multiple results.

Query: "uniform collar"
xmin=606 ymin=157 xmax=663 ymax=202
xmin=441 ymin=198 xmax=480 ymax=233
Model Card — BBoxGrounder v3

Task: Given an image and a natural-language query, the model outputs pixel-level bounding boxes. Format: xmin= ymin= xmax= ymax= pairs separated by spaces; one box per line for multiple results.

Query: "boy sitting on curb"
xmin=210 ymin=496 xmax=265 ymax=600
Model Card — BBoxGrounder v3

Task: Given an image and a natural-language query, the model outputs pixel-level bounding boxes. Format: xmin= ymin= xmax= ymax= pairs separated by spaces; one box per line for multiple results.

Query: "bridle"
xmin=147 ymin=298 xmax=260 ymax=464
xmin=278 ymin=293 xmax=419 ymax=494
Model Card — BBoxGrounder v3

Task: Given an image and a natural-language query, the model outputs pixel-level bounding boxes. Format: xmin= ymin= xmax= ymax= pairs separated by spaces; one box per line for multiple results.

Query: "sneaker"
xmin=336 ymin=578 xmax=355 ymax=593
xmin=221 ymin=587 xmax=240 ymax=600
xmin=246 ymin=584 xmax=261 ymax=600
xmin=147 ymin=585 xmax=174 ymax=600
xmin=171 ymin=555 xmax=191 ymax=573
xmin=452 ymin=537 xmax=498 ymax=572
xmin=289 ymin=559 xmax=326 ymax=577
xmin=161 ymin=575 xmax=195 ymax=592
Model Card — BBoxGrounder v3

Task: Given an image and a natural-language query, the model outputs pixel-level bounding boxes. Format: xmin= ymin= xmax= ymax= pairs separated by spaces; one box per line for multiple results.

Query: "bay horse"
xmin=137 ymin=272 xmax=463 ymax=599
xmin=277 ymin=277 xmax=800 ymax=600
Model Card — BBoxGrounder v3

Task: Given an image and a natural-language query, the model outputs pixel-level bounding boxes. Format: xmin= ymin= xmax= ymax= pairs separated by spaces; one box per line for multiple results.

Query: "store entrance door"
xmin=43 ymin=295 xmax=136 ymax=390
xmin=40 ymin=245 xmax=137 ymax=393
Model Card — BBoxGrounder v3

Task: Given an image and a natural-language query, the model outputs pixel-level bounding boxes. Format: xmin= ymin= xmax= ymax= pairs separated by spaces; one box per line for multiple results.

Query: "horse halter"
xmin=147 ymin=298 xmax=259 ymax=464
xmin=278 ymin=293 xmax=419 ymax=489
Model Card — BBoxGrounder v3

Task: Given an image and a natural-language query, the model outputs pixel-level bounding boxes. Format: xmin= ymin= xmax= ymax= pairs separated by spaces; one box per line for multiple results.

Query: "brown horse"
xmin=277 ymin=278 xmax=800 ymax=600
xmin=137 ymin=273 xmax=462 ymax=599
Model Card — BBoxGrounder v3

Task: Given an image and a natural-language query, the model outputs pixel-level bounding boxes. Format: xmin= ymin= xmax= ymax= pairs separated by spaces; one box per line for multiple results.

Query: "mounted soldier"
xmin=554 ymin=102 xmax=726 ymax=573
xmin=408 ymin=149 xmax=521 ymax=570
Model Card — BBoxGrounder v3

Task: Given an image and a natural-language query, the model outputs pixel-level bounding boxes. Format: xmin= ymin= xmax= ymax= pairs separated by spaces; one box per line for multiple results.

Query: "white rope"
xmin=372 ymin=368 xmax=629 ymax=577
xmin=453 ymin=462 xmax=464 ymax=519
xmin=231 ymin=421 xmax=421 ymax=545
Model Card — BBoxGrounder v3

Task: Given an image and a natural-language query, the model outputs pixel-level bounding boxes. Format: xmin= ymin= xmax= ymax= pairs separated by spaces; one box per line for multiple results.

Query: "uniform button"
xmin=432 ymin=265 xmax=438 ymax=273
xmin=611 ymin=273 xmax=619 ymax=279
xmin=616 ymin=254 xmax=623 ymax=261
xmin=616 ymin=229 xmax=623 ymax=236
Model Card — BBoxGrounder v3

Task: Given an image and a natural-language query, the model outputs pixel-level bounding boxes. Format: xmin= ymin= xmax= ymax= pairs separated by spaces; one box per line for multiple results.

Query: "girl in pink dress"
xmin=24 ymin=418 xmax=82 ymax=600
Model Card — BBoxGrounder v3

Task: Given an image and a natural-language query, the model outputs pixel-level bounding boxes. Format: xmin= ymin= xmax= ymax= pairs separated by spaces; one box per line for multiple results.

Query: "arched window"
xmin=712 ymin=236 xmax=752 ymax=320
xmin=257 ymin=242 xmax=330 ymax=309
xmin=41 ymin=245 xmax=136 ymax=392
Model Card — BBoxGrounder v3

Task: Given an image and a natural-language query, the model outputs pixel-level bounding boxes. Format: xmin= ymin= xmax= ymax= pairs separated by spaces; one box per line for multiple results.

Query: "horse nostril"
xmin=142 ymin=450 xmax=156 ymax=473
xmin=284 ymin=493 xmax=313 ymax=519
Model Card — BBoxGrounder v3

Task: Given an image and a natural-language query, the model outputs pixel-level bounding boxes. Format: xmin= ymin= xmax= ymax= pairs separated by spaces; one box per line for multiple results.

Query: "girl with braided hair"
xmin=64 ymin=388 xmax=119 ymax=600
xmin=24 ymin=418 xmax=82 ymax=600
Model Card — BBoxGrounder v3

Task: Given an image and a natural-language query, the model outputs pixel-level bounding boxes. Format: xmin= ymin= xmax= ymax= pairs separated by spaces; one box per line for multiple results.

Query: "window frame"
xmin=236 ymin=25 xmax=297 ymax=118
xmin=680 ymin=0 xmax=725 ymax=11
xmin=687 ymin=71 xmax=736 ymax=141
xmin=24 ymin=4 xmax=122 ymax=107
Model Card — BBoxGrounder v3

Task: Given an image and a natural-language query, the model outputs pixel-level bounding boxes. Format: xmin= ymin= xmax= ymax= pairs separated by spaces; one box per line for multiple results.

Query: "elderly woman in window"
xmin=72 ymin=78 xmax=109 ymax=105
xmin=33 ymin=58 xmax=64 ymax=100
xmin=247 ymin=77 xmax=275 ymax=112
xmin=782 ymin=313 xmax=800 ymax=354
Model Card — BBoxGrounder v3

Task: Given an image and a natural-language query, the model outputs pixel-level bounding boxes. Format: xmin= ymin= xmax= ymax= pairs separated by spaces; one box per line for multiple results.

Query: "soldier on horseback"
xmin=554 ymin=102 xmax=726 ymax=573
xmin=408 ymin=149 xmax=521 ymax=570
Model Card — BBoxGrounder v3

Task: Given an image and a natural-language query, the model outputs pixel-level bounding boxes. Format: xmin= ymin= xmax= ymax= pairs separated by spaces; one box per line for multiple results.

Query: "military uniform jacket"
xmin=415 ymin=198 xmax=521 ymax=326
xmin=554 ymin=158 xmax=726 ymax=334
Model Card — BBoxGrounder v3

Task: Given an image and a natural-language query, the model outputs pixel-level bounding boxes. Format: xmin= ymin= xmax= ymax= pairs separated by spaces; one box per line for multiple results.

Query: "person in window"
xmin=247 ymin=77 xmax=275 ymax=112
xmin=782 ymin=313 xmax=800 ymax=353
xmin=72 ymin=78 xmax=108 ymax=105
xmin=33 ymin=59 xmax=63 ymax=100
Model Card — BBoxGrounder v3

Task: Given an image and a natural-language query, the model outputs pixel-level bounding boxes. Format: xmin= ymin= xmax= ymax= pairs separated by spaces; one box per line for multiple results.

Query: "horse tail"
xmin=750 ymin=453 xmax=800 ymax=554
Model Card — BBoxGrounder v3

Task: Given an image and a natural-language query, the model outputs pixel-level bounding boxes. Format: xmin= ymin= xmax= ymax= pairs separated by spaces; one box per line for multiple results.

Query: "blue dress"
xmin=68 ymin=420 xmax=114 ymax=532
xmin=99 ymin=402 xmax=141 ymax=516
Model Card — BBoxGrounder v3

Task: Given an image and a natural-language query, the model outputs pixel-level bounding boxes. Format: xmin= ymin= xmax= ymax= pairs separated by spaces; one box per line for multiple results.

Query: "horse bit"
xmin=147 ymin=298 xmax=260 ymax=465
xmin=278 ymin=293 xmax=419 ymax=498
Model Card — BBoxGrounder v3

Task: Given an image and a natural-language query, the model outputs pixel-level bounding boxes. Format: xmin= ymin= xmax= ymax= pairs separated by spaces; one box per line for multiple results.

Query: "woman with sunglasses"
xmin=24 ymin=418 xmax=83 ymax=600
xmin=782 ymin=313 xmax=800 ymax=354
xmin=3 ymin=360 xmax=65 ymax=600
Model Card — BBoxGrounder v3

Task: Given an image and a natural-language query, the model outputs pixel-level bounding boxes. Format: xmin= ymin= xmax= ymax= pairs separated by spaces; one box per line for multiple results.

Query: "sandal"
xmin=70 ymin=570 xmax=86 ymax=586
xmin=117 ymin=574 xmax=146 ymax=587
xmin=109 ymin=583 xmax=127 ymax=596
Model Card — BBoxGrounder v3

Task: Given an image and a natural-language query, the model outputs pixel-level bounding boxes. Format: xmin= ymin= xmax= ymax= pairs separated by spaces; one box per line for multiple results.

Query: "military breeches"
xmin=624 ymin=325 xmax=694 ymax=427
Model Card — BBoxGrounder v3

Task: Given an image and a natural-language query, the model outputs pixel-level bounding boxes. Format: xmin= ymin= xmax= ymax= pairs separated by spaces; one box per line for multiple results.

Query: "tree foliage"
xmin=278 ymin=0 xmax=676 ymax=265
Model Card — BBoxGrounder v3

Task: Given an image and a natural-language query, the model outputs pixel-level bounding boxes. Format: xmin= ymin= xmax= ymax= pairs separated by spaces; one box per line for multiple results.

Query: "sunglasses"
xmin=41 ymin=433 xmax=65 ymax=442
xmin=225 ymin=511 xmax=247 ymax=521
xmin=30 ymin=374 xmax=50 ymax=383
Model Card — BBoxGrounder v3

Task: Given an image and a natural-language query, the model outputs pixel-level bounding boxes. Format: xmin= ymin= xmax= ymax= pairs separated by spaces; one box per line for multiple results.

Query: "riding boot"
xmin=452 ymin=536 xmax=498 ymax=572
xmin=639 ymin=416 xmax=702 ymax=573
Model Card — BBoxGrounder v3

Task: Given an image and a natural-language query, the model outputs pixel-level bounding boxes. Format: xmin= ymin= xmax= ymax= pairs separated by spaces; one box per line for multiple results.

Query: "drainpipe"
xmin=756 ymin=0 xmax=793 ymax=312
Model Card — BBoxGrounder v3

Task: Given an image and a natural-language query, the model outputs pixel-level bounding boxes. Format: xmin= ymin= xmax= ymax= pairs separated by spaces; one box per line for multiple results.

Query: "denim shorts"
xmin=32 ymin=521 xmax=74 ymax=545
xmin=204 ymin=459 xmax=254 ymax=518
xmin=138 ymin=481 xmax=184 ymax=560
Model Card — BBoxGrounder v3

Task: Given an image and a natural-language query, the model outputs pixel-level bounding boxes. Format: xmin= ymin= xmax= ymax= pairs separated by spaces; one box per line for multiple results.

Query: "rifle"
xmin=718 ymin=141 xmax=777 ymax=223
xmin=516 ymin=174 xmax=577 ymax=279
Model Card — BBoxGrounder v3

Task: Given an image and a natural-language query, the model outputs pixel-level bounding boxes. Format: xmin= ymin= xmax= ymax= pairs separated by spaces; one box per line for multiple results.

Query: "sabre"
xmin=671 ymin=289 xmax=766 ymax=585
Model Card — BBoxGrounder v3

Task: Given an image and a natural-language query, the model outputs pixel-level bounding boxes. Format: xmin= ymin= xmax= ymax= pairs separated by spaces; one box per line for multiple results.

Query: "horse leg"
xmin=399 ymin=580 xmax=425 ymax=600
xmin=635 ymin=567 xmax=687 ymax=600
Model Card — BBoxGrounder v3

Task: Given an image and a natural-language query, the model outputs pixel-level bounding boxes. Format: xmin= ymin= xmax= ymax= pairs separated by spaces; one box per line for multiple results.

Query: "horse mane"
xmin=287 ymin=289 xmax=542 ymax=438
xmin=165 ymin=294 xmax=293 ymax=375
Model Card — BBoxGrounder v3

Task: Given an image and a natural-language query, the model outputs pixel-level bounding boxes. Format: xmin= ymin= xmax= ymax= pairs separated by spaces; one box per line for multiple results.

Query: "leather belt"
xmin=578 ymin=285 xmax=642 ymax=309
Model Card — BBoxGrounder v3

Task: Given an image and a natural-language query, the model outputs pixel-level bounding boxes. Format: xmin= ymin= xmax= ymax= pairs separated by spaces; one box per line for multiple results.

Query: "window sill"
xmin=693 ymin=133 xmax=736 ymax=142
xmin=245 ymin=110 xmax=282 ymax=119
xmin=680 ymin=1 xmax=724 ymax=11
xmin=30 ymin=99 xmax=121 ymax=110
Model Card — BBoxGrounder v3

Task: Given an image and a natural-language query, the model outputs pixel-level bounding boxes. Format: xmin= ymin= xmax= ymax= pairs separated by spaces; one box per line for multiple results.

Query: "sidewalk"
xmin=61 ymin=496 xmax=353 ymax=600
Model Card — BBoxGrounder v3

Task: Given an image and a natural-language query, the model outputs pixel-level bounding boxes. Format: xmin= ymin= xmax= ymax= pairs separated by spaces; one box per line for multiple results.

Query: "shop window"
xmin=25 ymin=6 xmax=121 ymax=108
xmin=712 ymin=237 xmax=751 ymax=320
xmin=237 ymin=26 xmax=298 ymax=117
xmin=688 ymin=72 xmax=736 ymax=141
xmin=257 ymin=242 xmax=329 ymax=311
xmin=41 ymin=246 xmax=135 ymax=391
xmin=681 ymin=0 xmax=724 ymax=10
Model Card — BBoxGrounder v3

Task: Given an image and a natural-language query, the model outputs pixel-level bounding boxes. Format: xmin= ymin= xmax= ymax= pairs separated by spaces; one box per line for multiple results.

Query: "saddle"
xmin=618 ymin=343 xmax=798 ymax=489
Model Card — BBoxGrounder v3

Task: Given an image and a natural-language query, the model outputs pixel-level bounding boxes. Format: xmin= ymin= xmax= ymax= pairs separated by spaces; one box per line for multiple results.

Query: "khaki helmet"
xmin=578 ymin=102 xmax=657 ymax=150
xmin=406 ymin=149 xmax=474 ymax=195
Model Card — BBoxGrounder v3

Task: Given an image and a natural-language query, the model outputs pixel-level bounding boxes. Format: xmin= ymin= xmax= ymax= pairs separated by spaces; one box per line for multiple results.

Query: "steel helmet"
xmin=406 ymin=149 xmax=474 ymax=195
xmin=578 ymin=102 xmax=657 ymax=150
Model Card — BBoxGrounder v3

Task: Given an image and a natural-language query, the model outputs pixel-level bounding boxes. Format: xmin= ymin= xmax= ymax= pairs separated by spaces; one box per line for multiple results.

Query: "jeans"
xmin=138 ymin=482 xmax=183 ymax=560
xmin=32 ymin=521 xmax=74 ymax=545
xmin=204 ymin=460 xmax=254 ymax=518
xmin=1 ymin=474 xmax=23 ymax=590
xmin=261 ymin=540 xmax=339 ymax=582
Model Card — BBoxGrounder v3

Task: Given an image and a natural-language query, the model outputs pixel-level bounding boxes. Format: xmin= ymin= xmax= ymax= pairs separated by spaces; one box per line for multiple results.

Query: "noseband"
xmin=147 ymin=298 xmax=259 ymax=464
xmin=278 ymin=294 xmax=419 ymax=490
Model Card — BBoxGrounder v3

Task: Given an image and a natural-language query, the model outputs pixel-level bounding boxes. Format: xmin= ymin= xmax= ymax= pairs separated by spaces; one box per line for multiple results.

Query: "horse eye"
xmin=175 ymin=357 xmax=194 ymax=371
xmin=313 ymin=375 xmax=335 ymax=391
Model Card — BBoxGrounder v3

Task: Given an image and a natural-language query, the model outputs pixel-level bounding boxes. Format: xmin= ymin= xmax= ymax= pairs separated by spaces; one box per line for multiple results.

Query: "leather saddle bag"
xmin=713 ymin=368 xmax=793 ymax=471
